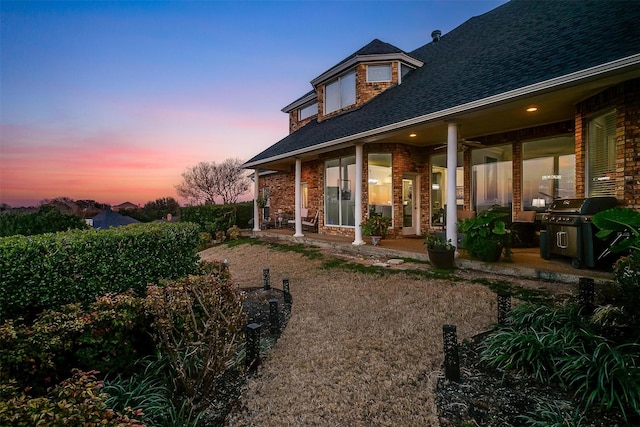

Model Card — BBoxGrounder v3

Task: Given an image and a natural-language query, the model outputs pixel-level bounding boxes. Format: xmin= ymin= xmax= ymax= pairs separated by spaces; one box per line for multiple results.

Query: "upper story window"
xmin=299 ymin=102 xmax=318 ymax=120
xmin=325 ymin=70 xmax=356 ymax=114
xmin=367 ymin=64 xmax=392 ymax=82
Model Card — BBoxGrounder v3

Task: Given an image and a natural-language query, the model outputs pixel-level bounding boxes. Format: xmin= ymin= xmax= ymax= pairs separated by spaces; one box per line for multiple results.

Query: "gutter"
xmin=244 ymin=54 xmax=640 ymax=169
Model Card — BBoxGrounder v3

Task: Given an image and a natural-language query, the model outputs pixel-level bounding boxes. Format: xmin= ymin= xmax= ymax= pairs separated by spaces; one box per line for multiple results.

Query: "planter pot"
xmin=428 ymin=247 xmax=456 ymax=269
xmin=480 ymin=242 xmax=503 ymax=262
xmin=370 ymin=236 xmax=382 ymax=246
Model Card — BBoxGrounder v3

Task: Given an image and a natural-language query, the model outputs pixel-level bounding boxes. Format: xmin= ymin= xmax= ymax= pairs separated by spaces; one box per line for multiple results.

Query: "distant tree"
xmin=175 ymin=158 xmax=250 ymax=205
xmin=0 ymin=205 xmax=88 ymax=237
xmin=142 ymin=197 xmax=180 ymax=221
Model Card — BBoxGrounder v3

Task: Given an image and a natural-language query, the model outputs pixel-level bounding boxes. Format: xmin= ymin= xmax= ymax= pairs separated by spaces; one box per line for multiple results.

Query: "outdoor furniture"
xmin=302 ymin=211 xmax=319 ymax=233
xmin=511 ymin=210 xmax=537 ymax=247
xmin=288 ymin=208 xmax=309 ymax=229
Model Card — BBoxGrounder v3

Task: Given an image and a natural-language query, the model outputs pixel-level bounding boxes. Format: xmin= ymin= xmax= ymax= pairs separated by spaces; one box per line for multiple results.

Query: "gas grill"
xmin=541 ymin=197 xmax=619 ymax=268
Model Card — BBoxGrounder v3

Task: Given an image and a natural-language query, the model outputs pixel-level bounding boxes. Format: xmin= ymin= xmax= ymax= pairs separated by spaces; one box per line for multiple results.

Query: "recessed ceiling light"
xmin=409 ymin=132 xmax=417 ymax=137
xmin=526 ymin=107 xmax=538 ymax=112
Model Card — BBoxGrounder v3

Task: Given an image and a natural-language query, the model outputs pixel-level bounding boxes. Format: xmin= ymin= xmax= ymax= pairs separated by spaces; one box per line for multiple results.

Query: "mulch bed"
xmin=435 ymin=333 xmax=634 ymax=427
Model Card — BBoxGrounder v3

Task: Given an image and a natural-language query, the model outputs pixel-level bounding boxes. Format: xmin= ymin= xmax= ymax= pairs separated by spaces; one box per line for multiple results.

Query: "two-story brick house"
xmin=244 ymin=0 xmax=640 ymax=246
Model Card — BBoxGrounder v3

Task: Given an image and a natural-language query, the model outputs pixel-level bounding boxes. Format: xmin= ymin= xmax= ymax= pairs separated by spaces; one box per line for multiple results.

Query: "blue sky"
xmin=1 ymin=0 xmax=507 ymax=206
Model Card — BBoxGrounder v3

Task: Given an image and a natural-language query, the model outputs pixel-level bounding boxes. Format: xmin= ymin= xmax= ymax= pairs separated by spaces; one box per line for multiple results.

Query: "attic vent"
xmin=431 ymin=30 xmax=441 ymax=42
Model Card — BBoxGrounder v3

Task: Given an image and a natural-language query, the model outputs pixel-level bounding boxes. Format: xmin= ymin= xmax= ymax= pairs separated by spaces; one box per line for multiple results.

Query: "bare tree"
xmin=175 ymin=158 xmax=250 ymax=205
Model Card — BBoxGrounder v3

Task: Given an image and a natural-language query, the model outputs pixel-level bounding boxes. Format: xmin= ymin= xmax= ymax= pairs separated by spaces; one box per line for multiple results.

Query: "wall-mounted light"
xmin=526 ymin=107 xmax=538 ymax=112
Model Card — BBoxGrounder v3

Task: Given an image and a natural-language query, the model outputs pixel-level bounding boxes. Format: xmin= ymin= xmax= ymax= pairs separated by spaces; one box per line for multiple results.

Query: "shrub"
xmin=0 ymin=222 xmax=200 ymax=321
xmin=481 ymin=302 xmax=640 ymax=421
xmin=612 ymin=251 xmax=640 ymax=332
xmin=0 ymin=205 xmax=88 ymax=237
xmin=0 ymin=293 xmax=151 ymax=395
xmin=0 ymin=369 xmax=142 ymax=426
xmin=145 ymin=261 xmax=246 ymax=412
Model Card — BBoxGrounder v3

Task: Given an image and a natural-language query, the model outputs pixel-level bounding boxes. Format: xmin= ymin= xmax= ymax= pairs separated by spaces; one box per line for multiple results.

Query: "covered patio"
xmin=251 ymin=228 xmax=614 ymax=285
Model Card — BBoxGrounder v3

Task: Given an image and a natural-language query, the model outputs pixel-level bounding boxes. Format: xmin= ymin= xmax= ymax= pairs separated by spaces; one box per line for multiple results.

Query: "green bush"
xmin=0 ymin=293 xmax=151 ymax=395
xmin=612 ymin=251 xmax=640 ymax=332
xmin=481 ymin=303 xmax=640 ymax=422
xmin=0 ymin=205 xmax=88 ymax=237
xmin=145 ymin=261 xmax=246 ymax=413
xmin=0 ymin=222 xmax=200 ymax=321
xmin=0 ymin=369 xmax=142 ymax=426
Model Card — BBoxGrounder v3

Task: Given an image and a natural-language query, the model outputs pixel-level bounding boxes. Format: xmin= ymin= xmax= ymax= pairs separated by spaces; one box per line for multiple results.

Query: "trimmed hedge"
xmin=0 ymin=222 xmax=200 ymax=321
xmin=179 ymin=202 xmax=253 ymax=232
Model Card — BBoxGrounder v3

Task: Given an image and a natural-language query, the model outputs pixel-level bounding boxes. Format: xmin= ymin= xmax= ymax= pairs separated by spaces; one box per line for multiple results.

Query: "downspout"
xmin=353 ymin=143 xmax=364 ymax=245
xmin=253 ymin=169 xmax=260 ymax=232
xmin=294 ymin=158 xmax=304 ymax=237
xmin=446 ymin=123 xmax=458 ymax=246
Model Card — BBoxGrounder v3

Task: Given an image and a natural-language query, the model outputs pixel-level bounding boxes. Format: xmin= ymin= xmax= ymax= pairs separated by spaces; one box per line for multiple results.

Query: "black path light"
xmin=282 ymin=277 xmax=292 ymax=304
xmin=578 ymin=277 xmax=595 ymax=314
xmin=497 ymin=291 xmax=512 ymax=326
xmin=269 ymin=299 xmax=280 ymax=337
xmin=245 ymin=322 xmax=262 ymax=371
xmin=263 ymin=268 xmax=270 ymax=290
xmin=442 ymin=324 xmax=460 ymax=382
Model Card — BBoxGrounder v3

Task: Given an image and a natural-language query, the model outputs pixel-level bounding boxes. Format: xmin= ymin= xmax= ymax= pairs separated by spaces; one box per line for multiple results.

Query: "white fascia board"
xmin=310 ymin=53 xmax=424 ymax=86
xmin=245 ymin=54 xmax=640 ymax=169
xmin=281 ymin=92 xmax=318 ymax=113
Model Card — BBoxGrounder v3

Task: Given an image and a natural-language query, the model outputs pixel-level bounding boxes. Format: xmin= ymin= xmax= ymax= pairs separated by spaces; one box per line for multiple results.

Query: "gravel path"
xmin=200 ymin=243 xmax=500 ymax=426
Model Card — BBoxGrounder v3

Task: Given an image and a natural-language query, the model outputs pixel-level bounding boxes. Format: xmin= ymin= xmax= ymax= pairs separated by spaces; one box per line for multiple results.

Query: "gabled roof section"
xmin=310 ymin=38 xmax=423 ymax=86
xmin=281 ymin=89 xmax=317 ymax=113
xmin=246 ymin=0 xmax=640 ymax=167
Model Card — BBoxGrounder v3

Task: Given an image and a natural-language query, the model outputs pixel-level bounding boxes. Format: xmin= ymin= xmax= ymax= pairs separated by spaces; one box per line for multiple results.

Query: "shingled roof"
xmin=246 ymin=0 xmax=640 ymax=166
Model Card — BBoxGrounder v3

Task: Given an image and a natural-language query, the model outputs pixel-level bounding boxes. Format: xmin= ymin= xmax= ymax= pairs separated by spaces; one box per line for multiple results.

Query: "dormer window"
xmin=325 ymin=70 xmax=356 ymax=114
xmin=299 ymin=102 xmax=318 ymax=120
xmin=367 ymin=64 xmax=392 ymax=82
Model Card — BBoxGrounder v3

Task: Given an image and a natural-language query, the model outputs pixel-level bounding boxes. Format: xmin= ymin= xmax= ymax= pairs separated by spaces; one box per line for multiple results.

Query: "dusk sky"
xmin=1 ymin=0 xmax=507 ymax=207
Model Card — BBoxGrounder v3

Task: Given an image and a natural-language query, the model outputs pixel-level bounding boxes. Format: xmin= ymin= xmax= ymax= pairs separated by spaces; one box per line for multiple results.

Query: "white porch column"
xmin=446 ymin=123 xmax=458 ymax=245
xmin=353 ymin=143 xmax=365 ymax=245
xmin=294 ymin=158 xmax=304 ymax=237
xmin=253 ymin=169 xmax=260 ymax=232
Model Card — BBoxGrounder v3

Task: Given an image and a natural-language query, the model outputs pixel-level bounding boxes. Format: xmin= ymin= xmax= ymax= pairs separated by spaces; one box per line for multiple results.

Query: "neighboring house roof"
xmin=112 ymin=201 xmax=138 ymax=210
xmin=245 ymin=0 xmax=640 ymax=167
xmin=91 ymin=209 xmax=140 ymax=229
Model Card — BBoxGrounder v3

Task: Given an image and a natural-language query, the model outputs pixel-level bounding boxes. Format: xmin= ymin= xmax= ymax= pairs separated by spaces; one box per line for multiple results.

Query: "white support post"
xmin=446 ymin=123 xmax=458 ymax=245
xmin=353 ymin=144 xmax=364 ymax=245
xmin=253 ymin=169 xmax=260 ymax=232
xmin=294 ymin=158 xmax=304 ymax=237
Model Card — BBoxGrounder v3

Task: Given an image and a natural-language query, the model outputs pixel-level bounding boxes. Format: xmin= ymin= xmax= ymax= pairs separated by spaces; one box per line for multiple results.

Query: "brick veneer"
xmin=259 ymin=79 xmax=639 ymax=237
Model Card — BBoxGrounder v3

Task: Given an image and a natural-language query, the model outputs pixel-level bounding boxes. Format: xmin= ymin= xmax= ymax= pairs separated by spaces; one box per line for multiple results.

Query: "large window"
xmin=588 ymin=110 xmax=616 ymax=197
xmin=368 ymin=153 xmax=392 ymax=218
xmin=471 ymin=145 xmax=512 ymax=213
xmin=325 ymin=70 xmax=356 ymax=114
xmin=325 ymin=156 xmax=356 ymax=226
xmin=522 ymin=137 xmax=575 ymax=209
xmin=299 ymin=103 xmax=317 ymax=120
xmin=367 ymin=64 xmax=392 ymax=82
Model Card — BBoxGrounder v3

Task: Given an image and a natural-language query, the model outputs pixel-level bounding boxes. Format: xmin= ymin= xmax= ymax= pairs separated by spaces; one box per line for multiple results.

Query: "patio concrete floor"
xmin=251 ymin=228 xmax=614 ymax=285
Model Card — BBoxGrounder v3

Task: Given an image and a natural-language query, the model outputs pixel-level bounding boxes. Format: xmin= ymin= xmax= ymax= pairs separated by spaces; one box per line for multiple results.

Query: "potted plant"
xmin=361 ymin=216 xmax=392 ymax=246
xmin=458 ymin=210 xmax=510 ymax=262
xmin=424 ymin=233 xmax=456 ymax=269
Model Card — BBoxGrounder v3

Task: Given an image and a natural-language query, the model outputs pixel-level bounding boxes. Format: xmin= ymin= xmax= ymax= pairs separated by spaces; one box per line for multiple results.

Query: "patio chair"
xmin=511 ymin=210 xmax=537 ymax=247
xmin=288 ymin=208 xmax=309 ymax=229
xmin=302 ymin=210 xmax=319 ymax=233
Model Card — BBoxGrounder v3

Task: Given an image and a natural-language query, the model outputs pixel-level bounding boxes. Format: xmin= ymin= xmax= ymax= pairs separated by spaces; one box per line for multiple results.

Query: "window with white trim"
xmin=587 ymin=110 xmax=616 ymax=197
xmin=367 ymin=64 xmax=392 ymax=82
xmin=325 ymin=156 xmax=356 ymax=226
xmin=325 ymin=70 xmax=356 ymax=114
xmin=299 ymin=103 xmax=317 ymax=120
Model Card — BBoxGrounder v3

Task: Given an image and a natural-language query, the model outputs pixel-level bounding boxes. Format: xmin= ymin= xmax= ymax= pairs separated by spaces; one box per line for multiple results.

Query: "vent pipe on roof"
xmin=431 ymin=30 xmax=441 ymax=42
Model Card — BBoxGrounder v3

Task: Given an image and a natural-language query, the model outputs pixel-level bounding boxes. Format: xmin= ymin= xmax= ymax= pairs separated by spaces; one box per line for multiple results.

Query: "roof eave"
xmin=244 ymin=54 xmax=640 ymax=169
xmin=281 ymin=92 xmax=318 ymax=113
